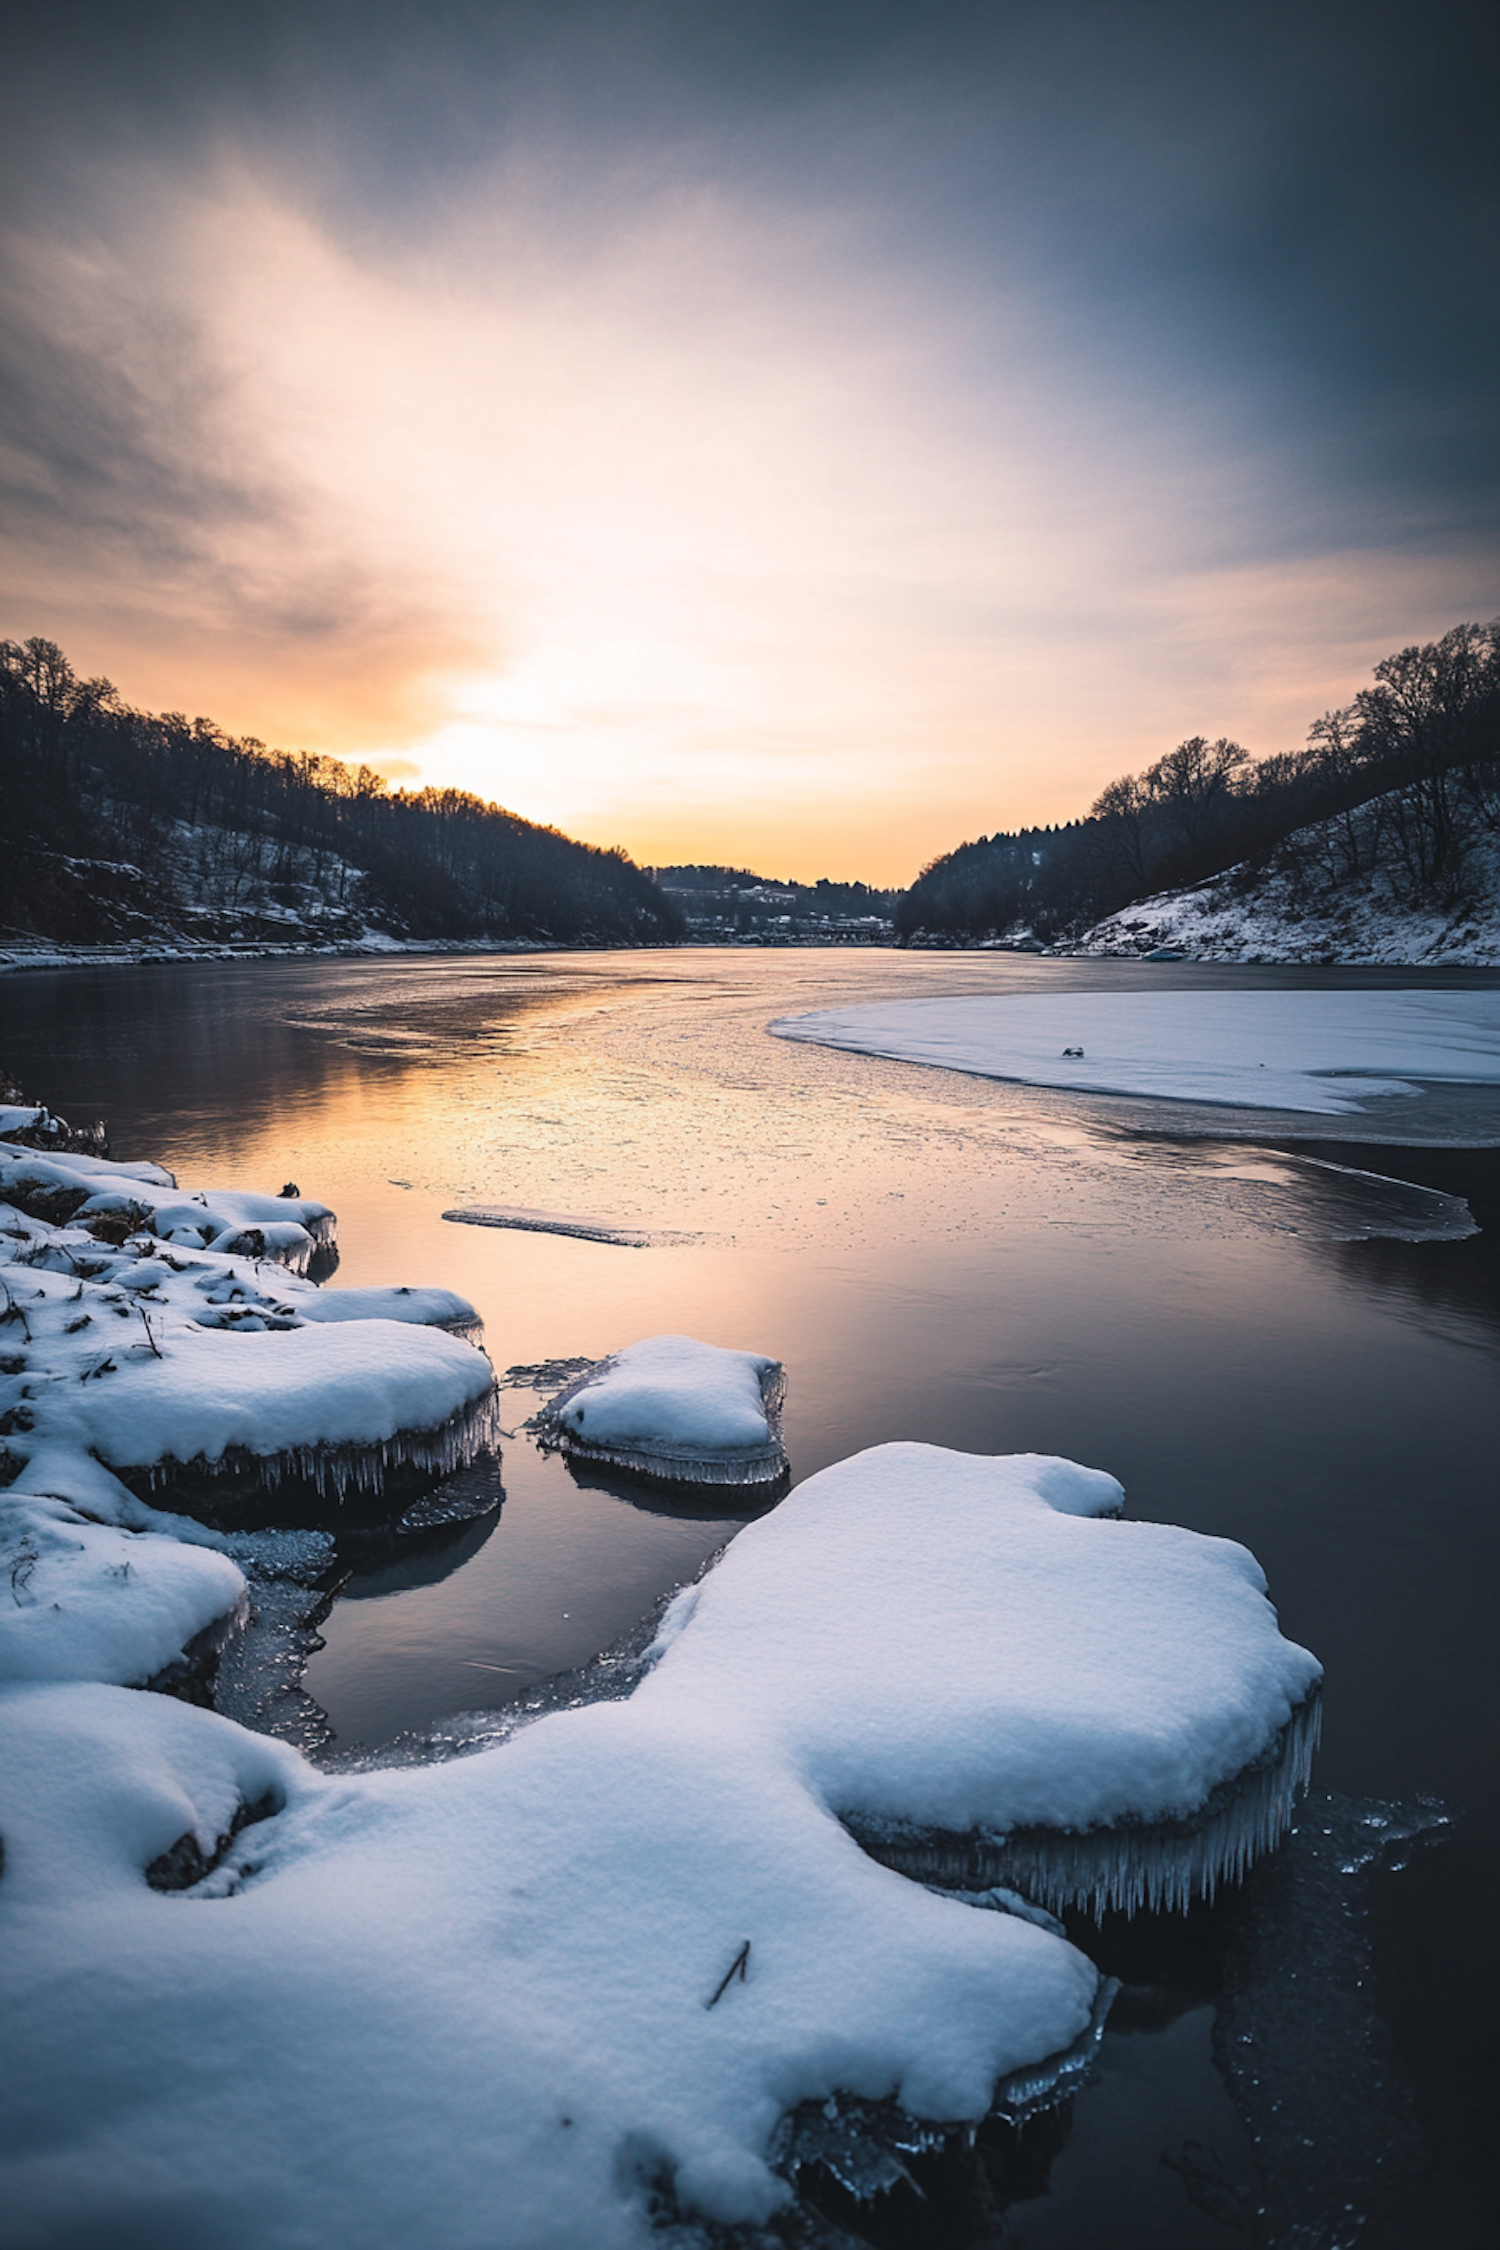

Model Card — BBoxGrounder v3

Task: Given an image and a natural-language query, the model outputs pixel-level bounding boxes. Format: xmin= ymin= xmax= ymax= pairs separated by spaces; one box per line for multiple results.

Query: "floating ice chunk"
xmin=443 ymin=1201 xmax=670 ymax=1246
xmin=770 ymin=988 xmax=1500 ymax=1115
xmin=636 ymin=1443 xmax=1321 ymax=1912
xmin=537 ymin=1333 xmax=788 ymax=1485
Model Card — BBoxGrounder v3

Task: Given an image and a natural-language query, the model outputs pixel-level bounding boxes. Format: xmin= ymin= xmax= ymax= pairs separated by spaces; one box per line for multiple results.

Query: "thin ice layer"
xmin=770 ymin=988 xmax=1500 ymax=1114
xmin=539 ymin=1334 xmax=787 ymax=1483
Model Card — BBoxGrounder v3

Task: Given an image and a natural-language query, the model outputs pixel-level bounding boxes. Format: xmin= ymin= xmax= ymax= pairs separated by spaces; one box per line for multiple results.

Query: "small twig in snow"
xmin=706 ymin=1940 xmax=751 ymax=2009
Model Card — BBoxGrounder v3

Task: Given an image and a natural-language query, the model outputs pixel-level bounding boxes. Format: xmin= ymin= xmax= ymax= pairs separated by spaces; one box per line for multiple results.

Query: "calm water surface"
xmin=4 ymin=949 xmax=1496 ymax=2249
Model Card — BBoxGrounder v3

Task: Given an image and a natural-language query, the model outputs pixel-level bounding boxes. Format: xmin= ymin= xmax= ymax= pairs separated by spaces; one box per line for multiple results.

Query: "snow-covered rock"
xmin=0 ymin=1479 xmax=247 ymax=1690
xmin=770 ymin=987 xmax=1500 ymax=1115
xmin=0 ymin=1677 xmax=1100 ymax=2246
xmin=1 ymin=1130 xmax=497 ymax=1570
xmin=537 ymin=1334 xmax=788 ymax=1485
xmin=287 ymin=1282 xmax=480 ymax=1337
xmin=640 ymin=1444 xmax=1321 ymax=1912
xmin=0 ymin=1140 xmax=334 ymax=1269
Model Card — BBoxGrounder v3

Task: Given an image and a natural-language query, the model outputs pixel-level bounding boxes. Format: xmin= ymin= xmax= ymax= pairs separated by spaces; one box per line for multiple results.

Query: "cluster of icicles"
xmin=849 ymin=1694 xmax=1322 ymax=1918
xmin=143 ymin=1389 xmax=507 ymax=1505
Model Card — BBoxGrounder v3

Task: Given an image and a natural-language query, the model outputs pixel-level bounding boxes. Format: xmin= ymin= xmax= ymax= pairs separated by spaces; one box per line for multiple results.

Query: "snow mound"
xmin=287 ymin=1282 xmax=482 ymax=1340
xmin=770 ymin=988 xmax=1500 ymax=1114
xmin=536 ymin=1334 xmax=788 ymax=1484
xmin=0 ymin=1475 xmax=247 ymax=1690
xmin=0 ymin=1678 xmax=1100 ymax=2246
xmin=639 ymin=1444 xmax=1320 ymax=1911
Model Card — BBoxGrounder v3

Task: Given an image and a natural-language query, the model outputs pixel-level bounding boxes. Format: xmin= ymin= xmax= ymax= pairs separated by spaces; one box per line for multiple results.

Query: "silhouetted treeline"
xmin=898 ymin=622 xmax=1500 ymax=943
xmin=0 ymin=640 xmax=682 ymax=948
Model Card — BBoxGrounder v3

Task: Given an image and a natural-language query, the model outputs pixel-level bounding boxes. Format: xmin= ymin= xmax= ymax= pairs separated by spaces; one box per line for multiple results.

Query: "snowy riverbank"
xmin=0 ymin=931 xmax=570 ymax=976
xmin=1072 ymin=817 xmax=1500 ymax=967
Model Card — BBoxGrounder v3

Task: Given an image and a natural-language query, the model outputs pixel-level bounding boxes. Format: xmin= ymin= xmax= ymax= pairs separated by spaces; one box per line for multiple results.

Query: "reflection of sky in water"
xmin=3 ymin=949 xmax=1497 ymax=2243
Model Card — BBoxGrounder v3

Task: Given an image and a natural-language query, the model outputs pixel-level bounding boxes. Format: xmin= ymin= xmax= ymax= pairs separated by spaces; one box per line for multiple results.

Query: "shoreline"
xmin=0 ymin=933 xmax=910 ymax=976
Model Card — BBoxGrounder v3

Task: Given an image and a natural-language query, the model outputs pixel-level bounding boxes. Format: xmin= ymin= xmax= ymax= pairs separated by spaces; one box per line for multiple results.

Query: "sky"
xmin=3 ymin=0 xmax=1497 ymax=886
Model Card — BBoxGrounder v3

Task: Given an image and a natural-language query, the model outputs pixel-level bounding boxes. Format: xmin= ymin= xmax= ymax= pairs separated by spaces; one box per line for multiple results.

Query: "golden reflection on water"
xmin=143 ymin=949 xmax=1467 ymax=1272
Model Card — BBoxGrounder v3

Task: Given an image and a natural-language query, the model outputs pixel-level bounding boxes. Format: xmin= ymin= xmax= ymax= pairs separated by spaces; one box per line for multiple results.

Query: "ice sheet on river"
xmin=770 ymin=988 xmax=1500 ymax=1115
xmin=0 ymin=1442 xmax=1319 ymax=2248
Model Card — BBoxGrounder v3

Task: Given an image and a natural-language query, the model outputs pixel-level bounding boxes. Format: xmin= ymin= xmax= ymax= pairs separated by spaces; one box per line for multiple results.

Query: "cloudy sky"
xmin=3 ymin=0 xmax=1496 ymax=883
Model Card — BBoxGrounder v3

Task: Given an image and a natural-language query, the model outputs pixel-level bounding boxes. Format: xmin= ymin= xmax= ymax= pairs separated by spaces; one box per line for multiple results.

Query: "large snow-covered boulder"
xmin=537 ymin=1333 xmax=788 ymax=1485
xmin=0 ymin=1675 xmax=1101 ymax=2247
xmin=641 ymin=1444 xmax=1322 ymax=1913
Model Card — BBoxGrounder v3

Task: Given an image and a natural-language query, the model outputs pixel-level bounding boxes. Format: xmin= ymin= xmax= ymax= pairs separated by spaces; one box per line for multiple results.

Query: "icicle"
xmin=143 ymin=1386 xmax=505 ymax=1510
xmin=846 ymin=1690 xmax=1322 ymax=1918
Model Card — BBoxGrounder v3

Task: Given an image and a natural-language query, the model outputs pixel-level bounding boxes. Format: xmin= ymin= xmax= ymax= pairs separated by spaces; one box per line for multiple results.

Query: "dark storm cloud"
xmin=6 ymin=0 xmax=1496 ymax=550
xmin=0 ymin=257 xmax=272 ymax=571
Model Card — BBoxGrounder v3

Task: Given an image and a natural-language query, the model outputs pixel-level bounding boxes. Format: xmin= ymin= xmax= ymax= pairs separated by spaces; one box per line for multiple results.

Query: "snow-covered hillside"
xmin=1075 ymin=798 xmax=1500 ymax=966
xmin=0 ymin=824 xmax=553 ymax=971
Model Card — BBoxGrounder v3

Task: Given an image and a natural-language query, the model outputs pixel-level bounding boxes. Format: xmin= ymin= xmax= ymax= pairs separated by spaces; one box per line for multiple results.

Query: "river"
xmin=3 ymin=947 xmax=1496 ymax=2248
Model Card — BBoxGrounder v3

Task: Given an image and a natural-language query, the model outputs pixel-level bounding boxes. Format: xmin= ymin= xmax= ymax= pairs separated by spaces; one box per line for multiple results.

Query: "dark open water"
xmin=3 ymin=949 xmax=1497 ymax=2249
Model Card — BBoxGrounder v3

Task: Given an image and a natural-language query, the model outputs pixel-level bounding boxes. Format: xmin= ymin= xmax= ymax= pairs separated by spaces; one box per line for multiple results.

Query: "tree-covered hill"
xmin=0 ymin=639 xmax=683 ymax=953
xmin=653 ymin=865 xmax=900 ymax=943
xmin=898 ymin=623 xmax=1500 ymax=949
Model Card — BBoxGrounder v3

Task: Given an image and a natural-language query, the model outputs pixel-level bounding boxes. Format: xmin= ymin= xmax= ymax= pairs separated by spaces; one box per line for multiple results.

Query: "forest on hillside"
xmin=0 ymin=639 xmax=683 ymax=950
xmin=898 ymin=623 xmax=1500 ymax=944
